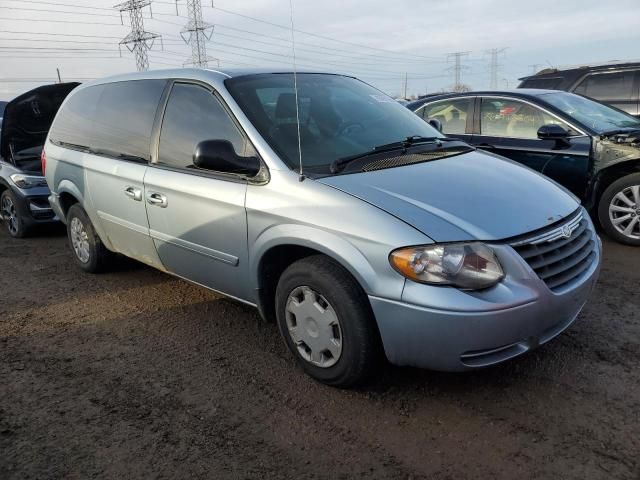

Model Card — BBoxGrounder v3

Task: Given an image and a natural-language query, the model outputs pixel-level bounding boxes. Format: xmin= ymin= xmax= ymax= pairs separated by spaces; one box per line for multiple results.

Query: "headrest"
xmin=275 ymin=93 xmax=298 ymax=119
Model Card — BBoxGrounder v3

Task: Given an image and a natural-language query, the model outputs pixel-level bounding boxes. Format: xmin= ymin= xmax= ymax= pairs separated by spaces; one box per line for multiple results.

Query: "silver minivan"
xmin=44 ymin=69 xmax=601 ymax=387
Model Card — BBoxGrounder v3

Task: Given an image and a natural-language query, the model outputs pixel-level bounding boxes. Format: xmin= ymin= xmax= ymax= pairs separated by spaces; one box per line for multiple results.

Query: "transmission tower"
xmin=447 ymin=52 xmax=470 ymax=90
xmin=180 ymin=0 xmax=217 ymax=68
xmin=485 ymin=48 xmax=507 ymax=89
xmin=115 ymin=0 xmax=161 ymax=72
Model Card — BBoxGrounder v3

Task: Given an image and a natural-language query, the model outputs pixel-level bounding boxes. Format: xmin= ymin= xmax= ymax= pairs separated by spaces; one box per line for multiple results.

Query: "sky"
xmin=0 ymin=0 xmax=638 ymax=99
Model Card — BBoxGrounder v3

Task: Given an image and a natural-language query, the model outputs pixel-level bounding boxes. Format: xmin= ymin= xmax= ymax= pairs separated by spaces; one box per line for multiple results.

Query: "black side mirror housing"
xmin=537 ymin=124 xmax=569 ymax=140
xmin=193 ymin=140 xmax=261 ymax=177
xmin=428 ymin=118 xmax=443 ymax=133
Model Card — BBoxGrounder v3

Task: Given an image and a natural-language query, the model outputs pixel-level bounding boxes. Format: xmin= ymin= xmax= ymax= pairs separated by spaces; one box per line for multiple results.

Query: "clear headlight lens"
xmin=9 ymin=174 xmax=47 ymax=189
xmin=389 ymin=242 xmax=504 ymax=290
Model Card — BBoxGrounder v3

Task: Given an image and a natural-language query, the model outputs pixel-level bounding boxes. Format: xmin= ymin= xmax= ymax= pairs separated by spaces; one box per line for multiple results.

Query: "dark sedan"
xmin=407 ymin=90 xmax=640 ymax=245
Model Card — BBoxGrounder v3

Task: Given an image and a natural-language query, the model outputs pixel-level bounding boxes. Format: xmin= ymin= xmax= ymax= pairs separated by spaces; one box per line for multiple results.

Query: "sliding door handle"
xmin=146 ymin=191 xmax=168 ymax=208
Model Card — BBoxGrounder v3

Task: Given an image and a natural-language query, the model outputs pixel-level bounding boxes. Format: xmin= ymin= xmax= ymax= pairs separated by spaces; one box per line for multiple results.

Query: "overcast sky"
xmin=0 ymin=0 xmax=638 ymax=99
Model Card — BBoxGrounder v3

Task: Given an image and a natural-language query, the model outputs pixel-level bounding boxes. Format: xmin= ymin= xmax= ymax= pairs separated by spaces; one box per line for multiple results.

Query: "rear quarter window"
xmin=520 ymin=77 xmax=563 ymax=89
xmin=50 ymin=79 xmax=166 ymax=160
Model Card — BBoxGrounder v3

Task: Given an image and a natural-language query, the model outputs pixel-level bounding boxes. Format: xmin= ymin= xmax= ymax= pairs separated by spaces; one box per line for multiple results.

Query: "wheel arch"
xmin=588 ymin=159 xmax=640 ymax=210
xmin=56 ymin=180 xmax=85 ymax=218
xmin=252 ymin=225 xmax=380 ymax=322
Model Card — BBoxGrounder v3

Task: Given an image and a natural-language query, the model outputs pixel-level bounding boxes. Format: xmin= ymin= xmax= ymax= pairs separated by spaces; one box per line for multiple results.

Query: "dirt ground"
xmin=0 ymin=226 xmax=638 ymax=480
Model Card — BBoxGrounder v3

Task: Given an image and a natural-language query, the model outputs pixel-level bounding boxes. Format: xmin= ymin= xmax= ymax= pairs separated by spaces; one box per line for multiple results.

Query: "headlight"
xmin=9 ymin=174 xmax=47 ymax=189
xmin=389 ymin=242 xmax=504 ymax=290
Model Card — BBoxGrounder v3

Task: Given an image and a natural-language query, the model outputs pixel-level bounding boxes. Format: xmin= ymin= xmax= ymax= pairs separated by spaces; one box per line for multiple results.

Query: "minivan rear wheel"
xmin=275 ymin=255 xmax=381 ymax=387
xmin=66 ymin=204 xmax=110 ymax=273
xmin=598 ymin=173 xmax=640 ymax=246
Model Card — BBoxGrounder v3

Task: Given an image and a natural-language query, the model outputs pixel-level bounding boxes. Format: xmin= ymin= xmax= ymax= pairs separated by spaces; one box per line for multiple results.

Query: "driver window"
xmin=421 ymin=98 xmax=471 ymax=135
xmin=157 ymin=83 xmax=249 ymax=169
xmin=480 ymin=98 xmax=570 ymax=139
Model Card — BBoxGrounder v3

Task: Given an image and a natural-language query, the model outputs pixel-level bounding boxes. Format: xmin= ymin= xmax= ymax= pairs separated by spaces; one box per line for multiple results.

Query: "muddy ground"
xmin=0 ymin=226 xmax=638 ymax=480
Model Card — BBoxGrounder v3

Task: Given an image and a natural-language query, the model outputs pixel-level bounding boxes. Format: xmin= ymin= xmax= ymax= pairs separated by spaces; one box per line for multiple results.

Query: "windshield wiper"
xmin=330 ymin=136 xmax=452 ymax=173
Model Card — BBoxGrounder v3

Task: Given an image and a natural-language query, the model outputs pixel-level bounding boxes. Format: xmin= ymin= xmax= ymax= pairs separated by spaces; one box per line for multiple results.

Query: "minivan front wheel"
xmin=275 ymin=255 xmax=380 ymax=387
xmin=598 ymin=173 xmax=640 ymax=246
xmin=66 ymin=204 xmax=110 ymax=272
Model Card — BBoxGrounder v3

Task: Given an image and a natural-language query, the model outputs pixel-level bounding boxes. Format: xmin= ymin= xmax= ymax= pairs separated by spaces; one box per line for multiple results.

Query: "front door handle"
xmin=124 ymin=186 xmax=142 ymax=201
xmin=146 ymin=191 xmax=168 ymax=208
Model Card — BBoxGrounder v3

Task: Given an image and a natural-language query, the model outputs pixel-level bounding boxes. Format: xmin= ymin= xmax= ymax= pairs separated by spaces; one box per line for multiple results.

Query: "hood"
xmin=318 ymin=150 xmax=579 ymax=242
xmin=1 ymin=83 xmax=79 ymax=163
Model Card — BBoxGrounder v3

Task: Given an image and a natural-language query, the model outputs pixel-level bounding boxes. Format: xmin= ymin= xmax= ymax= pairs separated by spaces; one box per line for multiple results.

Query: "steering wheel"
xmin=337 ymin=121 xmax=365 ymax=137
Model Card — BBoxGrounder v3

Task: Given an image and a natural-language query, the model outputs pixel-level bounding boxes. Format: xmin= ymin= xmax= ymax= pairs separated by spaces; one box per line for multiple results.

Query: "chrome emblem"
xmin=561 ymin=225 xmax=573 ymax=239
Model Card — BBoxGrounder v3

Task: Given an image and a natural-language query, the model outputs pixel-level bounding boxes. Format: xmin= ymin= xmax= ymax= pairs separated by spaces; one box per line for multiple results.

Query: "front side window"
xmin=573 ymin=71 xmax=636 ymax=101
xmin=541 ymin=92 xmax=640 ymax=133
xmin=420 ymin=98 xmax=471 ymax=134
xmin=480 ymin=98 xmax=571 ymax=139
xmin=225 ymin=73 xmax=441 ymax=173
xmin=157 ymin=83 xmax=249 ymax=170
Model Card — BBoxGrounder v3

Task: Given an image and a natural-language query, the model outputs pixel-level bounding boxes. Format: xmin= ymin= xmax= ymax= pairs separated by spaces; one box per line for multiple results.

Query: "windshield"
xmin=541 ymin=92 xmax=640 ymax=133
xmin=225 ymin=73 xmax=442 ymax=172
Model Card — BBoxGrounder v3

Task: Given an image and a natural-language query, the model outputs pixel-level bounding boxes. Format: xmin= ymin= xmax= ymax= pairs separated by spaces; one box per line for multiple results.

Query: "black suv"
xmin=407 ymin=90 xmax=640 ymax=245
xmin=518 ymin=62 xmax=640 ymax=117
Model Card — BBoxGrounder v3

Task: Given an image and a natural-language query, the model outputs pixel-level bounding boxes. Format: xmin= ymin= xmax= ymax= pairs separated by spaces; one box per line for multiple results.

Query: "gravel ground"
xmin=0 ymin=226 xmax=638 ymax=480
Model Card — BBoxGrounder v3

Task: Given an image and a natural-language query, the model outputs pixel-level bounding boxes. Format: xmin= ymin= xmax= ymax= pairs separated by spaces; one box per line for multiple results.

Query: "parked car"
xmin=45 ymin=69 xmax=600 ymax=387
xmin=518 ymin=62 xmax=640 ymax=116
xmin=407 ymin=90 xmax=640 ymax=245
xmin=0 ymin=100 xmax=8 ymax=130
xmin=0 ymin=83 xmax=78 ymax=237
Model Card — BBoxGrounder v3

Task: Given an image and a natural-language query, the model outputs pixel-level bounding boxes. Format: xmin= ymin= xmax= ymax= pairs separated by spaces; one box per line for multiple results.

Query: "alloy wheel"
xmin=70 ymin=217 xmax=91 ymax=263
xmin=1 ymin=195 xmax=19 ymax=236
xmin=285 ymin=286 xmax=343 ymax=368
xmin=609 ymin=185 xmax=640 ymax=240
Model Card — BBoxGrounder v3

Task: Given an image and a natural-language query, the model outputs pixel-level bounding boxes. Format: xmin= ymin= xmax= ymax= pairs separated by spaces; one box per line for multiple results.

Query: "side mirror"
xmin=193 ymin=140 xmax=261 ymax=177
xmin=537 ymin=124 xmax=569 ymax=141
xmin=428 ymin=118 xmax=443 ymax=133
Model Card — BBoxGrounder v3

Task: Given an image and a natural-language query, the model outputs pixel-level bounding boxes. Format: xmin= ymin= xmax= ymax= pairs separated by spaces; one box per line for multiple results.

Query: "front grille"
xmin=510 ymin=210 xmax=597 ymax=292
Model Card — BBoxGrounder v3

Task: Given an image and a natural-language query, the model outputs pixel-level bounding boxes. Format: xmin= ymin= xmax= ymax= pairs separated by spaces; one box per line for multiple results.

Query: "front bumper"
xmin=9 ymin=185 xmax=59 ymax=227
xmin=370 ymin=235 xmax=601 ymax=371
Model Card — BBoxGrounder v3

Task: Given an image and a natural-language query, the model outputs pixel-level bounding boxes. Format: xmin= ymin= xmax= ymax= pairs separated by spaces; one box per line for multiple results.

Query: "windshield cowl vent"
xmin=362 ymin=148 xmax=469 ymax=172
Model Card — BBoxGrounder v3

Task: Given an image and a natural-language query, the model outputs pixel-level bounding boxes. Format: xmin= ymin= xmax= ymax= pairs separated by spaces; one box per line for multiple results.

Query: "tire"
xmin=0 ymin=189 xmax=29 ymax=238
xmin=66 ymin=204 xmax=111 ymax=273
xmin=275 ymin=255 xmax=381 ymax=387
xmin=597 ymin=173 xmax=640 ymax=246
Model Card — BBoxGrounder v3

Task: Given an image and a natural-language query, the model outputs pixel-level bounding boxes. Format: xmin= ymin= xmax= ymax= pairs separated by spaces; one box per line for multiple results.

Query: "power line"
xmin=4 ymin=0 xmax=114 ymax=11
xmin=181 ymin=3 xmax=442 ymax=62
xmin=0 ymin=5 xmax=123 ymax=18
xmin=0 ymin=30 xmax=123 ymax=40
xmin=0 ymin=16 xmax=125 ymax=26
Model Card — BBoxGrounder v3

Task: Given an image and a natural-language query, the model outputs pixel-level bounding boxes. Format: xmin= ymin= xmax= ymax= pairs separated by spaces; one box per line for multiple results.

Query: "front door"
xmin=144 ymin=82 xmax=254 ymax=301
xmin=473 ymin=97 xmax=592 ymax=199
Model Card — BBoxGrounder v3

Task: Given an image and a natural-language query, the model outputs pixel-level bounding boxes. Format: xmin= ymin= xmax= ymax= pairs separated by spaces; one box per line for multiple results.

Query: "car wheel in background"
xmin=1 ymin=190 xmax=28 ymax=238
xmin=275 ymin=255 xmax=381 ymax=387
xmin=598 ymin=173 xmax=640 ymax=246
xmin=66 ymin=204 xmax=111 ymax=272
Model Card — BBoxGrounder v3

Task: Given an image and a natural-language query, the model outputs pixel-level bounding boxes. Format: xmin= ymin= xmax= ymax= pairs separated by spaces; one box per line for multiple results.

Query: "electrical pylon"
xmin=115 ymin=0 xmax=161 ymax=72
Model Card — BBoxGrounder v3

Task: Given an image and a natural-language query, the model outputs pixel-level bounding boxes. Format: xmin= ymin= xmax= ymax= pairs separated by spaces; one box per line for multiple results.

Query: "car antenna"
xmin=288 ymin=0 xmax=304 ymax=181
